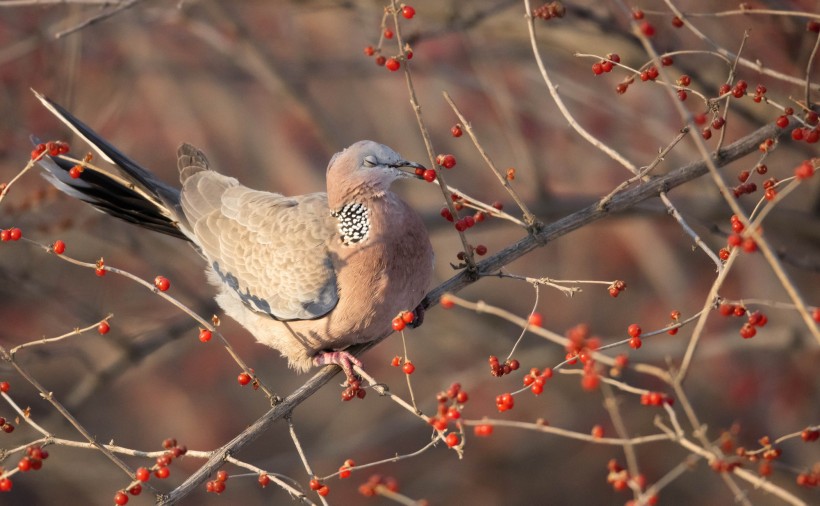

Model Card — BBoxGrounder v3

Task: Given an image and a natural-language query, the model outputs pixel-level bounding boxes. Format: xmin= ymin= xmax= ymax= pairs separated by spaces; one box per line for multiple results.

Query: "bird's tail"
xmin=32 ymin=90 xmax=189 ymax=240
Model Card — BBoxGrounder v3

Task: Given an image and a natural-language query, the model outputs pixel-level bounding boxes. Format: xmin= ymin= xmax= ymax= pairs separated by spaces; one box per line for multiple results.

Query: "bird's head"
xmin=326 ymin=140 xmax=425 ymax=205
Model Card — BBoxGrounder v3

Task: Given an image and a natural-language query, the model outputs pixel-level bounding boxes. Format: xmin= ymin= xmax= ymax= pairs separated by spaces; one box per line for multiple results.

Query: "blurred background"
xmin=0 ymin=0 xmax=818 ymax=504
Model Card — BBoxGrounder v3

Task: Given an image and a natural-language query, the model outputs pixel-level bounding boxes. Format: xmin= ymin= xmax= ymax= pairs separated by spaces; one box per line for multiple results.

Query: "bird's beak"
xmin=394 ymin=161 xmax=427 ymax=179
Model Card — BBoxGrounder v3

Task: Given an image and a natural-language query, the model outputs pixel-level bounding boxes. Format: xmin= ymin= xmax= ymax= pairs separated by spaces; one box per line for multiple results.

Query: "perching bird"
xmin=33 ymin=91 xmax=434 ymax=383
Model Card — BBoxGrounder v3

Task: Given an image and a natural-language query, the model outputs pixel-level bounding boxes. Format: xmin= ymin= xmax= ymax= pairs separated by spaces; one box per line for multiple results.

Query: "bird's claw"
xmin=313 ymin=350 xmax=363 ymax=385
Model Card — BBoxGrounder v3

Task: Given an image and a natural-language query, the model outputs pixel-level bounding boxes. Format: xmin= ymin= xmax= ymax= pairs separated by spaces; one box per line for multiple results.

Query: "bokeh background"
xmin=0 ymin=1 xmax=818 ymax=504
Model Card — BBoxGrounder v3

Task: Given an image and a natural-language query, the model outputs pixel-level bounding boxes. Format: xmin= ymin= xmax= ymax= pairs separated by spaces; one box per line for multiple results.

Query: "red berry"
xmin=383 ymin=29 xmax=393 ymax=39
xmin=392 ymin=317 xmax=406 ymax=331
xmin=114 ymin=491 xmax=129 ymax=505
xmin=627 ymin=324 xmax=641 ymax=338
xmin=528 ymin=312 xmax=543 ymax=327
xmin=422 ymin=169 xmax=437 ymax=182
xmin=128 ymin=485 xmax=142 ymax=496
xmin=385 ymin=58 xmax=400 ymax=72
xmin=629 ymin=336 xmax=642 ymax=349
xmin=439 ymin=154 xmax=456 ymax=169
xmin=391 ymin=356 xmax=401 ymax=367
xmin=53 ymin=240 xmax=66 ymax=254
xmin=712 ymin=117 xmax=725 ymax=130
xmin=375 ymin=55 xmax=386 ymax=66
xmin=702 ymin=128 xmax=712 ymax=140
xmin=18 ymin=457 xmax=31 ymax=472
xmin=238 ymin=372 xmax=252 ymax=385
xmin=318 ymin=485 xmax=330 ymax=496
xmin=451 ymin=124 xmax=463 ymax=137
xmin=474 ymin=424 xmax=494 ymax=437
xmin=671 ymin=16 xmax=683 ymax=27
xmin=440 ymin=294 xmax=455 ymax=309
xmin=402 ymin=361 xmax=415 ymax=374
xmin=259 ymin=474 xmax=270 ymax=487
xmin=445 ymin=433 xmax=459 ymax=447
xmin=591 ymin=425 xmax=605 ymax=438
xmin=475 ymin=244 xmax=487 ymax=255
xmin=592 ymin=62 xmax=603 ymax=75
xmin=632 ymin=8 xmax=644 ymax=20
xmin=775 ymin=115 xmax=789 ymax=128
xmin=309 ymin=478 xmax=321 ymax=491
xmin=0 ymin=478 xmax=11 ymax=492
xmin=98 ymin=321 xmax=111 ymax=335
xmin=199 ymin=328 xmax=212 ymax=342
xmin=601 ymin=60 xmax=613 ymax=73
xmin=607 ymin=53 xmax=620 ymax=63
xmin=155 ymin=466 xmax=170 ymax=479
xmin=154 ymin=275 xmax=170 ymax=292
xmin=136 ymin=467 xmax=150 ymax=482
xmin=739 ymin=323 xmax=756 ymax=339
xmin=364 ymin=45 xmax=375 ymax=56
xmin=216 ymin=470 xmax=228 ymax=482
xmin=401 ymin=5 xmax=416 ymax=19
xmin=795 ymin=161 xmax=814 ymax=180
xmin=9 ymin=228 xmax=21 ymax=241
xmin=69 ymin=165 xmax=83 ymax=178
xmin=792 ymin=127 xmax=805 ymax=141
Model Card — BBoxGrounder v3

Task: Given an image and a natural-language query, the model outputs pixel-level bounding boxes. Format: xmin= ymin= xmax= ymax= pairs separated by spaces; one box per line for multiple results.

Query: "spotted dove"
xmin=33 ymin=92 xmax=434 ymax=381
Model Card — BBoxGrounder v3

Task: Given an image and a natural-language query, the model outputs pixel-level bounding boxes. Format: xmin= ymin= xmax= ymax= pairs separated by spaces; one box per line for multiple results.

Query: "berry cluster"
xmin=341 ymin=377 xmax=367 ymax=401
xmin=488 ymin=355 xmax=519 ymax=377
xmin=563 ymin=323 xmax=602 ymax=366
xmin=205 ymin=469 xmax=230 ymax=494
xmin=429 ymin=382 xmax=468 ymax=431
xmin=363 ymin=5 xmax=415 ymax=72
xmin=31 ymin=140 xmax=69 ymax=160
xmin=627 ymin=323 xmax=642 ymax=349
xmin=640 ymin=391 xmax=674 ymax=407
xmin=391 ymin=310 xmax=415 ymax=331
xmin=116 ymin=438 xmax=186 ymax=503
xmin=390 ymin=356 xmax=416 ymax=375
xmin=522 ymin=366 xmax=553 ymax=395
xmin=532 ymin=1 xmax=565 ymax=20
xmin=0 ymin=227 xmax=21 ymax=242
xmin=607 ymin=279 xmax=626 ymax=297
xmin=17 ymin=445 xmax=49 ymax=473
xmin=309 ymin=477 xmax=330 ymax=497
xmin=495 ymin=392 xmax=514 ymax=412
xmin=338 ymin=458 xmax=356 ymax=479
xmin=791 ymin=110 xmax=819 ymax=143
xmin=358 ymin=474 xmax=399 ymax=497
xmin=718 ymin=302 xmax=768 ymax=339
xmin=607 ymin=459 xmax=655 ymax=502
xmin=591 ymin=53 xmax=620 ymax=75
xmin=723 ymin=215 xmax=759 ymax=255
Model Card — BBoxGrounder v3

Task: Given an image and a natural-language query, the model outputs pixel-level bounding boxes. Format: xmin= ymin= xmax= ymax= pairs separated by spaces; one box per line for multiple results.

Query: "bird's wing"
xmin=179 ymin=163 xmax=339 ymax=321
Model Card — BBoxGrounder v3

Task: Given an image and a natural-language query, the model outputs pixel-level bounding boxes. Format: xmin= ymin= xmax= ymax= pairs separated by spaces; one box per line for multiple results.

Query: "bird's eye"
xmin=363 ymin=155 xmax=377 ymax=167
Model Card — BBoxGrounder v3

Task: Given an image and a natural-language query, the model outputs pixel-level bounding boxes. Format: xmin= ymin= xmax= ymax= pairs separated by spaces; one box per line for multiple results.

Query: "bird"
xmin=32 ymin=91 xmax=434 ymax=384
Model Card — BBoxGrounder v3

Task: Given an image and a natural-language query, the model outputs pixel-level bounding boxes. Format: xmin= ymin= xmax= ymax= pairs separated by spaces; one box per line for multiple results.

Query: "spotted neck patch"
xmin=331 ymin=202 xmax=370 ymax=245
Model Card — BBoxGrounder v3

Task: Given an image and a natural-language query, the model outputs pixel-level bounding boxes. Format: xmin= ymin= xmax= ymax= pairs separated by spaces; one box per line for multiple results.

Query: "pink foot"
xmin=313 ymin=350 xmax=363 ymax=384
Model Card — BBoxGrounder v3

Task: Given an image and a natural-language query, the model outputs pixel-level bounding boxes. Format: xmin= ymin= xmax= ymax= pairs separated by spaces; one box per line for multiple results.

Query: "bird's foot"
xmin=313 ymin=350 xmax=363 ymax=385
xmin=410 ymin=303 xmax=425 ymax=329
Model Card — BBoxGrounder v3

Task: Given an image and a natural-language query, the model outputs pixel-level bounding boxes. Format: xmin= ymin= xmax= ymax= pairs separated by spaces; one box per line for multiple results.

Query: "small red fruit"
xmin=199 ymin=328 xmax=212 ymax=342
xmin=627 ymin=324 xmax=641 ymax=338
xmin=528 ymin=312 xmax=543 ymax=327
xmin=402 ymin=361 xmax=415 ymax=374
xmin=98 ymin=321 xmax=111 ymax=335
xmin=422 ymin=169 xmax=437 ymax=182
xmin=53 ymin=240 xmax=66 ymax=254
xmin=114 ymin=491 xmax=129 ymax=505
xmin=591 ymin=425 xmax=605 ymax=438
xmin=136 ymin=467 xmax=150 ymax=482
xmin=445 ymin=433 xmax=459 ymax=447
xmin=401 ymin=5 xmax=416 ymax=19
xmin=9 ymin=228 xmax=21 ymax=241
xmin=154 ymin=275 xmax=170 ymax=292
xmin=385 ymin=58 xmax=400 ymax=72
xmin=237 ymin=372 xmax=252 ymax=385
xmin=451 ymin=124 xmax=463 ymax=137
xmin=629 ymin=336 xmax=642 ymax=349
xmin=383 ymin=29 xmax=393 ymax=39
xmin=392 ymin=317 xmax=406 ymax=331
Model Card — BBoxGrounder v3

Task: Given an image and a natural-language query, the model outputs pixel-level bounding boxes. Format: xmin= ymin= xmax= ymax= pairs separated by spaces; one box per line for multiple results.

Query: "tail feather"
xmin=33 ymin=91 xmax=189 ymax=240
